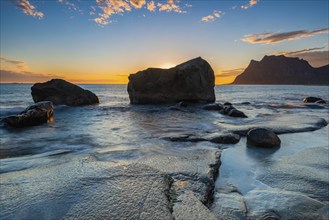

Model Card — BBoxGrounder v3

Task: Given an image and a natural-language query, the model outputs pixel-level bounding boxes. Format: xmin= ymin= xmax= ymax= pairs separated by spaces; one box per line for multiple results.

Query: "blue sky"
xmin=0 ymin=0 xmax=328 ymax=83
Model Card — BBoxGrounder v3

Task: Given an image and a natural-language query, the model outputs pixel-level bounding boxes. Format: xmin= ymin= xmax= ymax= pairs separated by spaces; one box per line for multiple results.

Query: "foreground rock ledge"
xmin=31 ymin=79 xmax=99 ymax=106
xmin=127 ymin=57 xmax=216 ymax=104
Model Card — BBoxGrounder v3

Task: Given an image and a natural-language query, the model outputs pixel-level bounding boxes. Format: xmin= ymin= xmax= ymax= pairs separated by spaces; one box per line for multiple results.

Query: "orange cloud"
xmin=242 ymin=28 xmax=329 ymax=44
xmin=0 ymin=69 xmax=61 ymax=83
xmin=157 ymin=0 xmax=185 ymax=13
xmin=201 ymin=10 xmax=222 ymax=22
xmin=130 ymin=0 xmax=146 ymax=9
xmin=0 ymin=56 xmax=29 ymax=71
xmin=16 ymin=0 xmax=44 ymax=19
xmin=241 ymin=0 xmax=259 ymax=10
xmin=147 ymin=1 xmax=156 ymax=12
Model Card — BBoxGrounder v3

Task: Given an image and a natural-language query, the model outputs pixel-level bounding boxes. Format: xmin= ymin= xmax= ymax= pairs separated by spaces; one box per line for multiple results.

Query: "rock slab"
xmin=3 ymin=101 xmax=54 ymax=127
xmin=31 ymin=79 xmax=99 ymax=106
xmin=127 ymin=57 xmax=215 ymax=104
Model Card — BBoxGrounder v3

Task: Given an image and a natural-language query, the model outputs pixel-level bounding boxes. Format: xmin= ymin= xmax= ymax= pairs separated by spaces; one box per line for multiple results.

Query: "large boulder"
xmin=31 ymin=79 xmax=99 ymax=106
xmin=3 ymin=101 xmax=54 ymax=127
xmin=127 ymin=57 xmax=215 ymax=104
xmin=247 ymin=128 xmax=281 ymax=148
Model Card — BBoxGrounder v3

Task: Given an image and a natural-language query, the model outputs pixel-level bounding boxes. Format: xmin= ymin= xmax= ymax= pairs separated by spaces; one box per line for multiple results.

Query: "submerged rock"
xmin=169 ymin=101 xmax=189 ymax=111
xmin=220 ymin=104 xmax=248 ymax=118
xmin=316 ymin=100 xmax=326 ymax=104
xmin=31 ymin=79 xmax=99 ymax=106
xmin=247 ymin=128 xmax=281 ymax=148
xmin=209 ymin=133 xmax=241 ymax=144
xmin=127 ymin=57 xmax=215 ymax=104
xmin=3 ymin=101 xmax=54 ymax=127
xmin=228 ymin=109 xmax=248 ymax=118
xmin=303 ymin=97 xmax=325 ymax=103
xmin=202 ymin=103 xmax=223 ymax=111
xmin=245 ymin=190 xmax=325 ymax=220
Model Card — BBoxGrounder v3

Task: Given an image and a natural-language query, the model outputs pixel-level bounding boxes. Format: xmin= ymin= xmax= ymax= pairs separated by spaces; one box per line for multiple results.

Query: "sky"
xmin=0 ymin=0 xmax=328 ymax=84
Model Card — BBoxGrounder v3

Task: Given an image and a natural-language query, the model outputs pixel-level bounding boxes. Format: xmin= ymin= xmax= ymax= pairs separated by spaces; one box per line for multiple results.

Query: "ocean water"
xmin=0 ymin=84 xmax=329 ymax=219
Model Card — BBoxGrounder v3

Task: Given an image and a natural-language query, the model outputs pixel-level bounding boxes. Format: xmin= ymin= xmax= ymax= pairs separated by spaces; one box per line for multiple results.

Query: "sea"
xmin=0 ymin=84 xmax=328 ymax=219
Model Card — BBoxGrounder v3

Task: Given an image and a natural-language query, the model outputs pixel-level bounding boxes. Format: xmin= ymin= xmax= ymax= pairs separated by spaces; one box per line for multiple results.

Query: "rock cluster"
xmin=219 ymin=102 xmax=248 ymax=118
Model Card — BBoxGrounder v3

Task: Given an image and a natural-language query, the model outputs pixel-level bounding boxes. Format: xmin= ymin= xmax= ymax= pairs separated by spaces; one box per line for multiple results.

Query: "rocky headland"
xmin=233 ymin=55 xmax=329 ymax=85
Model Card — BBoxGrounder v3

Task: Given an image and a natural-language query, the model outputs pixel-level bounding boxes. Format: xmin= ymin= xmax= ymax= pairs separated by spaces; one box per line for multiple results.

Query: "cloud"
xmin=130 ymin=0 xmax=146 ymax=9
xmin=16 ymin=0 xmax=44 ymax=19
xmin=93 ymin=0 xmax=186 ymax=25
xmin=147 ymin=1 xmax=156 ymax=12
xmin=0 ymin=69 xmax=60 ymax=83
xmin=201 ymin=10 xmax=222 ymax=22
xmin=272 ymin=47 xmax=326 ymax=56
xmin=157 ymin=0 xmax=185 ymax=13
xmin=215 ymin=67 xmax=245 ymax=77
xmin=0 ymin=56 xmax=29 ymax=71
xmin=242 ymin=28 xmax=329 ymax=44
xmin=14 ymin=0 xmax=189 ymax=25
xmin=241 ymin=0 xmax=259 ymax=10
xmin=272 ymin=47 xmax=329 ymax=67
xmin=58 ymin=0 xmax=82 ymax=13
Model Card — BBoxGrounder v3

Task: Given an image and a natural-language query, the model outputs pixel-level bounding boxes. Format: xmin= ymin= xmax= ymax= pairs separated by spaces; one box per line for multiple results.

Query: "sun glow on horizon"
xmin=159 ymin=63 xmax=176 ymax=69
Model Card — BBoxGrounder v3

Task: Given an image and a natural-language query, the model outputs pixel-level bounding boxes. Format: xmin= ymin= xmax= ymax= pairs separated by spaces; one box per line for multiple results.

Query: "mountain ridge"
xmin=232 ymin=55 xmax=329 ymax=85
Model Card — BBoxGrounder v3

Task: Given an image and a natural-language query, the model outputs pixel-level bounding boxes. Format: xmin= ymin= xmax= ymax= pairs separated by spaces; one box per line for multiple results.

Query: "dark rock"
xmin=31 ymin=79 xmax=99 ymax=106
xmin=176 ymin=101 xmax=189 ymax=107
xmin=202 ymin=103 xmax=223 ymax=111
xmin=222 ymin=105 xmax=235 ymax=114
xmin=169 ymin=101 xmax=189 ymax=111
xmin=220 ymin=104 xmax=248 ymax=118
xmin=127 ymin=57 xmax=215 ymax=104
xmin=303 ymin=96 xmax=325 ymax=103
xmin=209 ymin=133 xmax=241 ymax=144
xmin=247 ymin=128 xmax=281 ymax=148
xmin=241 ymin=102 xmax=251 ymax=105
xmin=228 ymin=109 xmax=248 ymax=118
xmin=223 ymin=102 xmax=233 ymax=106
xmin=162 ymin=134 xmax=206 ymax=142
xmin=232 ymin=55 xmax=329 ymax=85
xmin=3 ymin=101 xmax=54 ymax=127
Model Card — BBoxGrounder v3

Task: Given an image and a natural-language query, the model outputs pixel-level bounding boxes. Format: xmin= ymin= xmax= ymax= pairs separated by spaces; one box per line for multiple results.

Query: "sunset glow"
xmin=1 ymin=0 xmax=328 ymax=84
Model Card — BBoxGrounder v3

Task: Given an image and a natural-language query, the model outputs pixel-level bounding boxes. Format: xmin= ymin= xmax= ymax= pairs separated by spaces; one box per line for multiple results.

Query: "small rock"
xmin=303 ymin=97 xmax=325 ymax=103
xmin=3 ymin=101 xmax=54 ymax=127
xmin=241 ymin=102 xmax=251 ymax=105
xmin=228 ymin=109 xmax=248 ymax=118
xmin=202 ymin=103 xmax=223 ymax=111
xmin=209 ymin=133 xmax=241 ymax=144
xmin=247 ymin=128 xmax=281 ymax=148
xmin=222 ymin=105 xmax=235 ymax=114
xmin=223 ymin=102 xmax=233 ymax=106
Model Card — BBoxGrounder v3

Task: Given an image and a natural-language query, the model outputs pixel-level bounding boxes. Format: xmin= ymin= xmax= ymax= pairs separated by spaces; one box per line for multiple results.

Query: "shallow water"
xmin=0 ymin=84 xmax=329 ymax=219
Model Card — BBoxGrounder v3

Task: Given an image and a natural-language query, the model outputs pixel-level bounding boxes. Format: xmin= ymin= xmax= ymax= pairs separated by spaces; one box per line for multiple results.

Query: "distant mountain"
xmin=232 ymin=55 xmax=329 ymax=85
